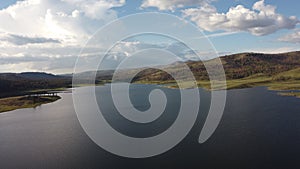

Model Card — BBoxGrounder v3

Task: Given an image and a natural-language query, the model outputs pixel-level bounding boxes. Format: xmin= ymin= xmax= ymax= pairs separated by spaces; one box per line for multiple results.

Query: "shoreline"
xmin=0 ymin=95 xmax=61 ymax=113
xmin=1 ymin=80 xmax=299 ymax=113
xmin=0 ymin=88 xmax=73 ymax=113
xmin=133 ymin=79 xmax=300 ymax=98
xmin=89 ymin=80 xmax=300 ymax=98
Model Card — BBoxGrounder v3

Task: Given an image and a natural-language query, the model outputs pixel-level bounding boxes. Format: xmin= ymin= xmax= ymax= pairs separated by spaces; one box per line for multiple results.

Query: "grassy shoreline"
xmin=133 ymin=76 xmax=300 ymax=98
xmin=278 ymin=92 xmax=300 ymax=98
xmin=0 ymin=95 xmax=61 ymax=113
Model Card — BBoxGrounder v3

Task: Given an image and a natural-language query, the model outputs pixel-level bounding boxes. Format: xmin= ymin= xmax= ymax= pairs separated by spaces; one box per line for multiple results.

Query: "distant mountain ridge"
xmin=19 ymin=72 xmax=59 ymax=79
xmin=0 ymin=72 xmax=60 ymax=80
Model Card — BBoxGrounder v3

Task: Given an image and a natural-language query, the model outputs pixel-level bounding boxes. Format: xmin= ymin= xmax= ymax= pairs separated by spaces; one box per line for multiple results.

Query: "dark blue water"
xmin=0 ymin=85 xmax=300 ymax=169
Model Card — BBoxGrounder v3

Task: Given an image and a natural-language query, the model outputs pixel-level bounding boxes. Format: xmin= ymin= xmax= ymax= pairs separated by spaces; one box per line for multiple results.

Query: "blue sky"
xmin=0 ymin=0 xmax=299 ymax=73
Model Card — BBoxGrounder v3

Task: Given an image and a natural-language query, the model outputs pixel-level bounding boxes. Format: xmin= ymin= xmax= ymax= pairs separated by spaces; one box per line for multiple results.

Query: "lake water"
xmin=0 ymin=84 xmax=300 ymax=168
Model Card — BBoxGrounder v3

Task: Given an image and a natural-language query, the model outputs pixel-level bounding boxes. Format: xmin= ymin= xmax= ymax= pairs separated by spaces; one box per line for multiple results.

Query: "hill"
xmin=0 ymin=72 xmax=71 ymax=98
xmin=106 ymin=51 xmax=300 ymax=92
xmin=117 ymin=51 xmax=300 ymax=82
xmin=0 ymin=51 xmax=299 ymax=98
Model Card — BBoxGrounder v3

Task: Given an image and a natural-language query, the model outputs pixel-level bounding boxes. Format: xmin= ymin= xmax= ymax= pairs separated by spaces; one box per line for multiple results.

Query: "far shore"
xmin=93 ymin=79 xmax=300 ymax=99
xmin=133 ymin=77 xmax=300 ymax=99
xmin=1 ymin=78 xmax=299 ymax=114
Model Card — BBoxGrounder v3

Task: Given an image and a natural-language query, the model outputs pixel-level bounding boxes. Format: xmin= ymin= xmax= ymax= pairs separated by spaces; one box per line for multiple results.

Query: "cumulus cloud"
xmin=0 ymin=0 xmax=125 ymax=44
xmin=106 ymin=40 xmax=205 ymax=64
xmin=0 ymin=0 xmax=125 ymax=73
xmin=141 ymin=0 xmax=210 ymax=11
xmin=279 ymin=29 xmax=300 ymax=43
xmin=104 ymin=41 xmax=166 ymax=64
xmin=182 ymin=0 xmax=299 ymax=36
xmin=62 ymin=0 xmax=125 ymax=20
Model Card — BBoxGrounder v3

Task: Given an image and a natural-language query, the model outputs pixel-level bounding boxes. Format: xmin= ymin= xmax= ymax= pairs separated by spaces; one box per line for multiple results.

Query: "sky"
xmin=0 ymin=0 xmax=299 ymax=73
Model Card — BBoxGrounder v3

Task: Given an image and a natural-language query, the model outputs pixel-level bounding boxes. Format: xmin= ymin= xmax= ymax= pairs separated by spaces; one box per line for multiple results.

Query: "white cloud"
xmin=106 ymin=40 xmax=208 ymax=64
xmin=0 ymin=0 xmax=125 ymax=73
xmin=0 ymin=0 xmax=125 ymax=44
xmin=192 ymin=31 xmax=240 ymax=39
xmin=0 ymin=62 xmax=37 ymax=73
xmin=106 ymin=41 xmax=141 ymax=60
xmin=0 ymin=32 xmax=60 ymax=45
xmin=279 ymin=29 xmax=300 ymax=43
xmin=182 ymin=0 xmax=299 ymax=36
xmin=61 ymin=0 xmax=125 ymax=20
xmin=245 ymin=47 xmax=300 ymax=54
xmin=141 ymin=0 xmax=210 ymax=11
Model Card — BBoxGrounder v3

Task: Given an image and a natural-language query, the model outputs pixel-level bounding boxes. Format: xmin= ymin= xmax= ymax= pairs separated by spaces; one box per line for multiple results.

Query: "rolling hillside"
xmin=109 ymin=51 xmax=300 ymax=91
xmin=121 ymin=51 xmax=300 ymax=82
xmin=0 ymin=51 xmax=299 ymax=98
